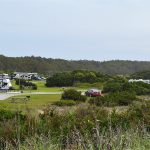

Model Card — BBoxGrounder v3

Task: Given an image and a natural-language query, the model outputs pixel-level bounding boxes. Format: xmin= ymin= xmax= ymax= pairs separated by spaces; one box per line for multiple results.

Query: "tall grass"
xmin=0 ymin=102 xmax=150 ymax=150
xmin=3 ymin=127 xmax=150 ymax=150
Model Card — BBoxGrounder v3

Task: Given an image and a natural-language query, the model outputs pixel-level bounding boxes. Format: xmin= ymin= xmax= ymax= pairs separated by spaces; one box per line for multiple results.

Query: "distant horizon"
xmin=0 ymin=54 xmax=150 ymax=62
xmin=0 ymin=0 xmax=150 ymax=61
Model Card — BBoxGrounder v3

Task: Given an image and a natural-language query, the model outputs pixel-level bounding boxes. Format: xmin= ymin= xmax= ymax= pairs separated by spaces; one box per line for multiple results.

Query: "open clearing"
xmin=0 ymin=94 xmax=61 ymax=110
xmin=0 ymin=91 xmax=62 ymax=100
xmin=11 ymin=80 xmax=64 ymax=92
xmin=11 ymin=80 xmax=88 ymax=92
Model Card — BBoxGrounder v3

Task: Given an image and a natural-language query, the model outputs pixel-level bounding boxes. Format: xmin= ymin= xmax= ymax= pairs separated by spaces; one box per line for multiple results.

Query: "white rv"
xmin=13 ymin=72 xmax=38 ymax=80
xmin=0 ymin=74 xmax=12 ymax=90
xmin=129 ymin=79 xmax=150 ymax=84
xmin=13 ymin=72 xmax=45 ymax=80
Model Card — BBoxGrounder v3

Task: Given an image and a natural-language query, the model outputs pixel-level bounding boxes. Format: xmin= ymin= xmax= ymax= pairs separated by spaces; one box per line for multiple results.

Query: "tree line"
xmin=0 ymin=55 xmax=150 ymax=75
xmin=46 ymin=70 xmax=111 ymax=87
xmin=130 ymin=70 xmax=150 ymax=79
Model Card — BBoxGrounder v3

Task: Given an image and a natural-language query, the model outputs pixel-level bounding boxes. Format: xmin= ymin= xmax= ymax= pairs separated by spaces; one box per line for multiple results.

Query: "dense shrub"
xmin=103 ymin=82 xmax=123 ymax=93
xmin=89 ymin=91 xmax=138 ymax=106
xmin=132 ymin=82 xmax=150 ymax=95
xmin=46 ymin=70 xmax=112 ymax=87
xmin=0 ymin=109 xmax=16 ymax=121
xmin=61 ymin=89 xmax=87 ymax=102
xmin=15 ymin=79 xmax=37 ymax=90
xmin=102 ymin=78 xmax=127 ymax=93
xmin=103 ymin=80 xmax=150 ymax=95
xmin=31 ymin=84 xmax=37 ymax=90
xmin=46 ymin=72 xmax=74 ymax=87
xmin=74 ymin=82 xmax=103 ymax=89
xmin=53 ymin=100 xmax=76 ymax=106
xmin=127 ymin=101 xmax=150 ymax=128
xmin=130 ymin=70 xmax=150 ymax=79
xmin=0 ymin=101 xmax=150 ymax=149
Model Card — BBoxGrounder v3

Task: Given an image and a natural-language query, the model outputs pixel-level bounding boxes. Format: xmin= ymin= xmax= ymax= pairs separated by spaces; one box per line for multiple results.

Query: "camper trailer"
xmin=0 ymin=74 xmax=12 ymax=90
xmin=13 ymin=72 xmax=45 ymax=80
xmin=129 ymin=79 xmax=150 ymax=84
xmin=13 ymin=72 xmax=38 ymax=80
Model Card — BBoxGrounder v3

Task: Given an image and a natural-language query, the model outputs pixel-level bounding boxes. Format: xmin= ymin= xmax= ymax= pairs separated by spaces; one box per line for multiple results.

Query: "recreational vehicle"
xmin=129 ymin=79 xmax=150 ymax=84
xmin=13 ymin=72 xmax=38 ymax=80
xmin=13 ymin=72 xmax=45 ymax=80
xmin=0 ymin=74 xmax=12 ymax=90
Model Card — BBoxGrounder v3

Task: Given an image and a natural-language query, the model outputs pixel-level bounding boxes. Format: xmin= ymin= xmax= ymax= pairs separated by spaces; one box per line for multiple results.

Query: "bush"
xmin=130 ymin=70 xmax=150 ymax=80
xmin=0 ymin=109 xmax=16 ymax=121
xmin=53 ymin=100 xmax=76 ymax=106
xmin=0 ymin=109 xmax=25 ymax=122
xmin=16 ymin=79 xmax=37 ymax=90
xmin=103 ymin=82 xmax=123 ymax=93
xmin=1 ymin=102 xmax=150 ymax=149
xmin=89 ymin=91 xmax=138 ymax=107
xmin=61 ymin=89 xmax=87 ymax=102
xmin=9 ymin=86 xmax=16 ymax=90
xmin=46 ymin=72 xmax=74 ymax=87
xmin=32 ymin=84 xmax=37 ymax=90
xmin=74 ymin=82 xmax=103 ymax=89
xmin=103 ymin=80 xmax=150 ymax=95
xmin=46 ymin=70 xmax=112 ymax=87
xmin=127 ymin=101 xmax=150 ymax=129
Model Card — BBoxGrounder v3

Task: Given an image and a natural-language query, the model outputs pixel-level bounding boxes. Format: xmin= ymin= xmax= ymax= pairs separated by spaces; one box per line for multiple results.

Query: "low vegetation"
xmin=103 ymin=78 xmax=150 ymax=95
xmin=11 ymin=80 xmax=70 ymax=92
xmin=0 ymin=94 xmax=61 ymax=110
xmin=61 ymin=89 xmax=87 ymax=102
xmin=1 ymin=68 xmax=150 ymax=149
xmin=53 ymin=100 xmax=76 ymax=106
xmin=1 ymin=55 xmax=150 ymax=75
xmin=0 ymin=101 xmax=150 ymax=150
xmin=89 ymin=91 xmax=138 ymax=107
xmin=15 ymin=79 xmax=37 ymax=90
xmin=130 ymin=70 xmax=150 ymax=79
xmin=46 ymin=70 xmax=111 ymax=87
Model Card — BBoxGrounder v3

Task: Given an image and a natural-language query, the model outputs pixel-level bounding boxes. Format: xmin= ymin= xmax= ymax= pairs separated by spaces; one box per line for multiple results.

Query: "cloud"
xmin=0 ymin=0 xmax=150 ymax=60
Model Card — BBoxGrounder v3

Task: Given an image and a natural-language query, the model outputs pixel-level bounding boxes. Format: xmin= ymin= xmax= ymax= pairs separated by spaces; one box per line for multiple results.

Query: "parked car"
xmin=85 ymin=88 xmax=102 ymax=97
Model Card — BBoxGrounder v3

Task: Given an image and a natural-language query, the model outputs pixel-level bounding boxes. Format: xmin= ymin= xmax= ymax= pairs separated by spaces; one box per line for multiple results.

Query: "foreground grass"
xmin=1 ymin=103 xmax=150 ymax=150
xmin=6 ymin=129 xmax=150 ymax=150
xmin=0 ymin=94 xmax=61 ymax=110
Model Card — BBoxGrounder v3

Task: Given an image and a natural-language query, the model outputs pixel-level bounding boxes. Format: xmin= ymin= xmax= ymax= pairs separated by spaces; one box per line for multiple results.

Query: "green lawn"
xmin=11 ymin=80 xmax=89 ymax=92
xmin=0 ymin=94 xmax=61 ymax=110
xmin=33 ymin=81 xmax=64 ymax=92
xmin=11 ymin=80 xmax=64 ymax=92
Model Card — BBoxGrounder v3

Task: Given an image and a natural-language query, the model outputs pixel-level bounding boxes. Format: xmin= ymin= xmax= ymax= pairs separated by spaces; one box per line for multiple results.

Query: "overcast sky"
xmin=0 ymin=0 xmax=150 ymax=61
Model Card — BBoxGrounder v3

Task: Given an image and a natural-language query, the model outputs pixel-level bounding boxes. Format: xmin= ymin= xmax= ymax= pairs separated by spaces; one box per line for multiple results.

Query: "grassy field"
xmin=11 ymin=80 xmax=63 ymax=92
xmin=1 ymin=101 xmax=150 ymax=150
xmin=11 ymin=80 xmax=89 ymax=92
xmin=0 ymin=80 xmax=91 ymax=111
xmin=0 ymin=94 xmax=61 ymax=110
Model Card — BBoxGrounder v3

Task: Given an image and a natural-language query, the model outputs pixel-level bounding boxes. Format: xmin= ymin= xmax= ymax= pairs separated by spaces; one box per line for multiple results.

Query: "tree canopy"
xmin=0 ymin=55 xmax=150 ymax=75
xmin=46 ymin=70 xmax=111 ymax=87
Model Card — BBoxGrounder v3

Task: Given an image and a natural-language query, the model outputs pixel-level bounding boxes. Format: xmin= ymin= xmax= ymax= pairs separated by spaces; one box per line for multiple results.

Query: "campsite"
xmin=1 ymin=0 xmax=150 ymax=149
xmin=0 ymin=69 xmax=150 ymax=149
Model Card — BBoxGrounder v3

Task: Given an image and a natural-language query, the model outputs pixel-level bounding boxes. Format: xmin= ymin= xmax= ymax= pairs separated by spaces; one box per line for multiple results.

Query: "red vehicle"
xmin=85 ymin=89 xmax=102 ymax=97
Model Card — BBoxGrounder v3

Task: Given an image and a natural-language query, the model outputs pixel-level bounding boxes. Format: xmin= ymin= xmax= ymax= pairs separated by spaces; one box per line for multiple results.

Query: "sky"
xmin=0 ymin=0 xmax=150 ymax=61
